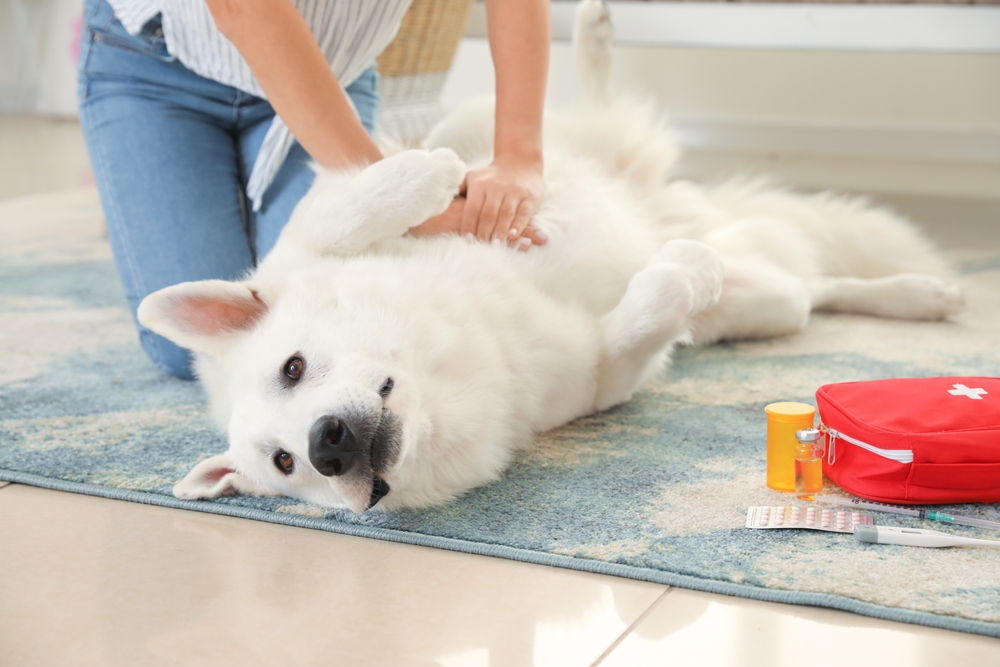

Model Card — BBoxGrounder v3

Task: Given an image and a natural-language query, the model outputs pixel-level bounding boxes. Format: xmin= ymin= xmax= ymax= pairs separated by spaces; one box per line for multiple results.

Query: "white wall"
xmin=1 ymin=0 xmax=82 ymax=117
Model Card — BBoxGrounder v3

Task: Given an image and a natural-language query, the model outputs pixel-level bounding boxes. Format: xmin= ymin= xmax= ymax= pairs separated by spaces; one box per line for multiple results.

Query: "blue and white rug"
xmin=3 ymin=189 xmax=1000 ymax=638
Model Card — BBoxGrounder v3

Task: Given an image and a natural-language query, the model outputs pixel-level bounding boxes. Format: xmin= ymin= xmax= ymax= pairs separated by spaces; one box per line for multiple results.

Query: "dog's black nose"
xmin=309 ymin=416 xmax=362 ymax=476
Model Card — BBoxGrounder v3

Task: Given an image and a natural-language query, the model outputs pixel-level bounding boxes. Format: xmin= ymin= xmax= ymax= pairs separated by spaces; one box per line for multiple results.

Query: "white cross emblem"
xmin=948 ymin=383 xmax=988 ymax=400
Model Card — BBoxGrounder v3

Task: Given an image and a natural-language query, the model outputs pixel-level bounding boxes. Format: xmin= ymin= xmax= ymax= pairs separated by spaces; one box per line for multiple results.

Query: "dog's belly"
xmin=512 ymin=164 xmax=667 ymax=316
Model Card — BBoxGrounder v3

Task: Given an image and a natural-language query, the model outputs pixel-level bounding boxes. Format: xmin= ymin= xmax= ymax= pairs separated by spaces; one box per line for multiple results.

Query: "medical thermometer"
xmin=853 ymin=525 xmax=1000 ymax=549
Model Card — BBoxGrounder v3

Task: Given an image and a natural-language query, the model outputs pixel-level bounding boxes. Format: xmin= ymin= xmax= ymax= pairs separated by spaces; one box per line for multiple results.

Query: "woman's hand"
xmin=410 ymin=0 xmax=553 ymax=249
xmin=410 ymin=193 xmax=548 ymax=250
xmin=459 ymin=154 xmax=544 ymax=243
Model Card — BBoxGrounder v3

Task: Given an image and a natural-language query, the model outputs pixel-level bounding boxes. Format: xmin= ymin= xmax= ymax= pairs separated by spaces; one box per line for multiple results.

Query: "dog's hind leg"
xmin=574 ymin=0 xmax=614 ymax=106
xmin=687 ymin=256 xmax=812 ymax=346
xmin=563 ymin=0 xmax=681 ymax=196
xmin=687 ymin=264 xmax=963 ymax=348
xmin=593 ymin=239 xmax=724 ymax=411
xmin=808 ymin=274 xmax=964 ymax=320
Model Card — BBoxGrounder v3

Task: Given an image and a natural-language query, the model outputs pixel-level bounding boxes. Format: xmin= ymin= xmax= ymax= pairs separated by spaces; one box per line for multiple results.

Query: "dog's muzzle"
xmin=309 ymin=411 xmax=398 ymax=512
xmin=309 ymin=415 xmax=362 ymax=476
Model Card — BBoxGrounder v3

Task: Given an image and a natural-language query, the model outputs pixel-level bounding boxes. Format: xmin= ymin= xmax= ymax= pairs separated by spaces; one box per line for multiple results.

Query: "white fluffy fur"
xmin=138 ymin=0 xmax=962 ymax=514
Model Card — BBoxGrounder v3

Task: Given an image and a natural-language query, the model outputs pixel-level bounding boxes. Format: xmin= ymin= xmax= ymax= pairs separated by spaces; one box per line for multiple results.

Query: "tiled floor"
xmin=2 ymin=116 xmax=999 ymax=666
xmin=0 ymin=115 xmax=94 ymax=200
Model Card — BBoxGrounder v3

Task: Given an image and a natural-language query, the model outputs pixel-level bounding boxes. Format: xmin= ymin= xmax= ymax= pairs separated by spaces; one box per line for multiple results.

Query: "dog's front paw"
xmin=650 ymin=239 xmax=724 ymax=314
xmin=384 ymin=148 xmax=467 ymax=220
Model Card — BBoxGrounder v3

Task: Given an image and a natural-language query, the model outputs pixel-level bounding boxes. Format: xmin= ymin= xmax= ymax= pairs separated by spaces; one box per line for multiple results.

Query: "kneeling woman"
xmin=78 ymin=0 xmax=550 ymax=378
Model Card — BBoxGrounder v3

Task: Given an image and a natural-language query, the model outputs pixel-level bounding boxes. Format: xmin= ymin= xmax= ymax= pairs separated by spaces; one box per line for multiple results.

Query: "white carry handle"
xmin=854 ymin=525 xmax=1000 ymax=548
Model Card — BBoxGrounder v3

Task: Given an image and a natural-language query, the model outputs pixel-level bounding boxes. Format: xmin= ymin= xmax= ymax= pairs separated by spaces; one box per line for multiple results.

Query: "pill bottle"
xmin=794 ymin=428 xmax=825 ymax=500
xmin=764 ymin=402 xmax=816 ymax=492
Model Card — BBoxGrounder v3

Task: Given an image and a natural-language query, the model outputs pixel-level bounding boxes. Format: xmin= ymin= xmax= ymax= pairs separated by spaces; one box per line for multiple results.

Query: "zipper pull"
xmin=821 ymin=424 xmax=838 ymax=466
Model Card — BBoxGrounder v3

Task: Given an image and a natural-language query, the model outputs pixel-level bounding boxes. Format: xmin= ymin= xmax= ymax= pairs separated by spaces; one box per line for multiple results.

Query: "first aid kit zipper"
xmin=820 ymin=425 xmax=914 ymax=465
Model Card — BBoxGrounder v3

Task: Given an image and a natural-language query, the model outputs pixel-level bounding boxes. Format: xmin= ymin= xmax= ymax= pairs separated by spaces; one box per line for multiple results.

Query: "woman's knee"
xmin=138 ymin=328 xmax=196 ymax=380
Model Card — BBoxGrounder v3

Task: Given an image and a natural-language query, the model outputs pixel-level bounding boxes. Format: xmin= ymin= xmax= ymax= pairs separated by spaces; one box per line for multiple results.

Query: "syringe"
xmin=814 ymin=495 xmax=1000 ymax=531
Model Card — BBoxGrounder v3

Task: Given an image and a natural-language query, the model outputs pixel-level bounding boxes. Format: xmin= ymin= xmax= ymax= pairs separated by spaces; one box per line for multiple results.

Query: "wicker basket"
xmin=376 ymin=0 xmax=474 ymax=143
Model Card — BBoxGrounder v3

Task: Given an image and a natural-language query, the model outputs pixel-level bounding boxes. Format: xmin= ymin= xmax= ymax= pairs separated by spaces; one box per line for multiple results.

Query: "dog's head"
xmin=137 ymin=266 xmax=444 ymax=514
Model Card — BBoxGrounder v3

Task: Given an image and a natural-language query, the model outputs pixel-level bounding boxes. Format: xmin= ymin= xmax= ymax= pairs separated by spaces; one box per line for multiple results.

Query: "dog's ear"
xmin=173 ymin=452 xmax=275 ymax=500
xmin=137 ymin=280 xmax=267 ymax=355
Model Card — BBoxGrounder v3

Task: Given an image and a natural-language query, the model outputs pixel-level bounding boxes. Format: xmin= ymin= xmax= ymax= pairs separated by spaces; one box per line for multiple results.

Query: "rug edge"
xmin=3 ymin=468 xmax=998 ymax=640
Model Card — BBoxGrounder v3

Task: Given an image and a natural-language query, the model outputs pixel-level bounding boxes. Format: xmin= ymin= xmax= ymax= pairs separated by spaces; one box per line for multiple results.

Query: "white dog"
xmin=139 ymin=0 xmax=962 ymax=514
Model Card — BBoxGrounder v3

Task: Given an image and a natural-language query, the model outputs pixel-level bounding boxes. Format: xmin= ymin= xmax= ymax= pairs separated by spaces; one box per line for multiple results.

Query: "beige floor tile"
xmin=0 ymin=115 xmax=93 ymax=201
xmin=597 ymin=587 xmax=1000 ymax=667
xmin=0 ymin=484 xmax=666 ymax=667
xmin=0 ymin=481 xmax=9 ymax=489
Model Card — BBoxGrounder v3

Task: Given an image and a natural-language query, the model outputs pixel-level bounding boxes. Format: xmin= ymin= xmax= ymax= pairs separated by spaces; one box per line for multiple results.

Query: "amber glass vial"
xmin=795 ymin=428 xmax=825 ymax=500
xmin=764 ymin=402 xmax=816 ymax=492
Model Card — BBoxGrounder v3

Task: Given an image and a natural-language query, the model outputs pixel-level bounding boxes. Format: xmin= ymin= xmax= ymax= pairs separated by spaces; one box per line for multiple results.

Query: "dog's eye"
xmin=283 ymin=356 xmax=305 ymax=382
xmin=273 ymin=450 xmax=294 ymax=475
xmin=379 ymin=377 xmax=394 ymax=398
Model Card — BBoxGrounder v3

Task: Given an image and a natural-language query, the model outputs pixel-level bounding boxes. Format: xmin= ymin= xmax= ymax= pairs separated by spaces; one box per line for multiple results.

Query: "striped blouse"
xmin=107 ymin=0 xmax=412 ymax=210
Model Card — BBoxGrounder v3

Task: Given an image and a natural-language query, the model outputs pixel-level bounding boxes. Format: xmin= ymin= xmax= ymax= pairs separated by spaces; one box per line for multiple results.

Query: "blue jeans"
xmin=77 ymin=0 xmax=380 ymax=379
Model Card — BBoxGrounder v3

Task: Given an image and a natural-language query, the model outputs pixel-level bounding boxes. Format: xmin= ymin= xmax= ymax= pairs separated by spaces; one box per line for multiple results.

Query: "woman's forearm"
xmin=484 ymin=0 xmax=549 ymax=164
xmin=205 ymin=0 xmax=381 ymax=168
xmin=454 ymin=0 xmax=549 ymax=244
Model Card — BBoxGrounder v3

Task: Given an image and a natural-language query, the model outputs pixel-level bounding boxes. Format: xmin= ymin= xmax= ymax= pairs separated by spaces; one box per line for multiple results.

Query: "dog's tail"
xmin=574 ymin=0 xmax=614 ymax=107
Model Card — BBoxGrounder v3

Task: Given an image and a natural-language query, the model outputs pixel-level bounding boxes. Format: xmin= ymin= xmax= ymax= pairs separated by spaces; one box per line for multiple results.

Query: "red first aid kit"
xmin=817 ymin=377 xmax=1000 ymax=504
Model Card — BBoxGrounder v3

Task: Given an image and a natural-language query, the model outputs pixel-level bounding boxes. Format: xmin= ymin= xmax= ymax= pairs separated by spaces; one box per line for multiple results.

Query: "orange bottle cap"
xmin=764 ymin=402 xmax=816 ymax=423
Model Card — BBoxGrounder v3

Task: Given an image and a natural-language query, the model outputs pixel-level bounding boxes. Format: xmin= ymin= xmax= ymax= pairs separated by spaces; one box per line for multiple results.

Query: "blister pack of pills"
xmin=745 ymin=505 xmax=874 ymax=533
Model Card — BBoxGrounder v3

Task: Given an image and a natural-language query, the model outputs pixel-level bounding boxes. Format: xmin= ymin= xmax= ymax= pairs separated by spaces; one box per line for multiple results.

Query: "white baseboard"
xmin=675 ymin=150 xmax=1000 ymax=201
xmin=671 ymin=120 xmax=1000 ymax=165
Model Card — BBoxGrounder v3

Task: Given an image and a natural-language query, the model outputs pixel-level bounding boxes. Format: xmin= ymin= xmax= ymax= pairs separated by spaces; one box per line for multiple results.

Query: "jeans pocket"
xmin=81 ymin=22 xmax=175 ymax=104
xmin=89 ymin=16 xmax=173 ymax=64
